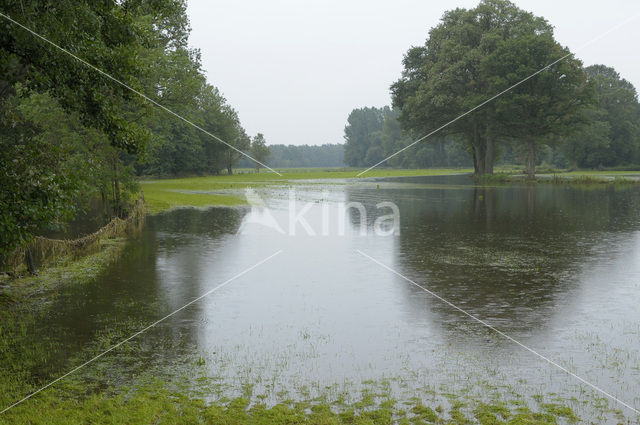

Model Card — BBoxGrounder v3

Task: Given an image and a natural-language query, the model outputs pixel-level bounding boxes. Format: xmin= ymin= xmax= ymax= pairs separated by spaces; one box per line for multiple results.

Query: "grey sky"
xmin=186 ymin=0 xmax=639 ymax=146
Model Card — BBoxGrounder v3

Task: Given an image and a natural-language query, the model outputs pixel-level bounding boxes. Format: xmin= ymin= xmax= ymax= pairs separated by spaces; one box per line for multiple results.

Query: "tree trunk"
xmin=100 ymin=189 xmax=107 ymax=216
xmin=485 ymin=136 xmax=494 ymax=175
xmin=113 ymin=153 xmax=121 ymax=216
xmin=472 ymin=149 xmax=479 ymax=174
xmin=472 ymin=121 xmax=486 ymax=175
xmin=26 ymin=248 xmax=38 ymax=276
xmin=474 ymin=144 xmax=486 ymax=175
xmin=437 ymin=139 xmax=445 ymax=167
xmin=226 ymin=150 xmax=233 ymax=175
xmin=114 ymin=178 xmax=121 ymax=216
xmin=526 ymin=139 xmax=536 ymax=180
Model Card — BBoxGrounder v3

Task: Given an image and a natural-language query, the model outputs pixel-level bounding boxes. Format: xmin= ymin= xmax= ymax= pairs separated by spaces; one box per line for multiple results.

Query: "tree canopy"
xmin=0 ymin=0 xmax=258 ymax=262
xmin=250 ymin=133 xmax=270 ymax=172
xmin=562 ymin=65 xmax=640 ymax=168
xmin=391 ymin=0 xmax=592 ymax=176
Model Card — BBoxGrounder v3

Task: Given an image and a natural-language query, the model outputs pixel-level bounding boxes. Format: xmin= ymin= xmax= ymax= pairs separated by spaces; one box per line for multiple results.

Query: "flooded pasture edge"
xmin=2 ymin=175 xmax=640 ymax=423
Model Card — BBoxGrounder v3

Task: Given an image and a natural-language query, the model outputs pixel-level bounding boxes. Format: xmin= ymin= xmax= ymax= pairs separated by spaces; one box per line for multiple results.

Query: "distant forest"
xmin=342 ymin=107 xmax=473 ymax=169
xmin=240 ymin=144 xmax=344 ymax=168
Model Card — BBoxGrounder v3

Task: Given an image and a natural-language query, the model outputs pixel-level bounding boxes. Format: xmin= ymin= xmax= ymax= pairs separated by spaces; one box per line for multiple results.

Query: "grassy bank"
xmin=140 ymin=168 xmax=472 ymax=213
xmin=0 ymin=237 xmax=127 ymax=303
xmin=1 ymin=198 xmax=144 ymax=299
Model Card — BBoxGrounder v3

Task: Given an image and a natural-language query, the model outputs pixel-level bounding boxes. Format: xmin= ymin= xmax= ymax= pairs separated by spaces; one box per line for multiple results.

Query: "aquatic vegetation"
xmin=0 ymin=377 xmax=584 ymax=425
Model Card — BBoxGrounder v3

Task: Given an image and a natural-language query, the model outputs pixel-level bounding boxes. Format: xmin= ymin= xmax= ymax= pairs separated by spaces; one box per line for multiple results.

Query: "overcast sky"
xmin=186 ymin=0 xmax=640 ymax=146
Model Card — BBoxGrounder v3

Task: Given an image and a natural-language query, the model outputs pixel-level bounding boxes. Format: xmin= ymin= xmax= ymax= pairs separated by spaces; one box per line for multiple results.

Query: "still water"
xmin=24 ymin=176 xmax=640 ymax=421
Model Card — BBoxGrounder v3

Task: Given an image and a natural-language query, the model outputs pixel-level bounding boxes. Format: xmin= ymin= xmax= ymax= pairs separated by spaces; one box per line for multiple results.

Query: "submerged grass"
xmin=0 ymin=378 xmax=582 ymax=425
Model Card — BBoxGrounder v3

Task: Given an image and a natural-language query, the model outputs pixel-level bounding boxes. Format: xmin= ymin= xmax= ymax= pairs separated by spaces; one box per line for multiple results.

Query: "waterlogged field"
xmin=139 ymin=168 xmax=473 ymax=213
xmin=2 ymin=174 xmax=640 ymax=424
xmin=139 ymin=168 xmax=640 ymax=214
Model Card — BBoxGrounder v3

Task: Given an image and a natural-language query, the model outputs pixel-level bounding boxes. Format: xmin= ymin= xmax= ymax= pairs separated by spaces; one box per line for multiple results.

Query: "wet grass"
xmin=0 ymin=238 xmax=133 ymax=399
xmin=141 ymin=183 xmax=246 ymax=214
xmin=140 ymin=168 xmax=640 ymax=214
xmin=472 ymin=173 xmax=514 ymax=184
xmin=469 ymin=170 xmax=640 ymax=187
xmin=139 ymin=168 xmax=472 ymax=213
xmin=551 ymin=170 xmax=640 ymax=176
xmin=537 ymin=170 xmax=640 ymax=184
xmin=0 ymin=237 xmax=127 ymax=301
xmin=0 ymin=377 xmax=583 ymax=425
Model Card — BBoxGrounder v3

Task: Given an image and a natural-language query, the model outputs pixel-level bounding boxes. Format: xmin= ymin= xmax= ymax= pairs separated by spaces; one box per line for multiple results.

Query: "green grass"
xmin=140 ymin=168 xmax=472 ymax=213
xmin=547 ymin=170 xmax=640 ymax=176
xmin=537 ymin=169 xmax=640 ymax=180
xmin=0 ymin=379 xmax=582 ymax=425
xmin=141 ymin=184 xmax=246 ymax=214
xmin=535 ymin=171 xmax=640 ymax=185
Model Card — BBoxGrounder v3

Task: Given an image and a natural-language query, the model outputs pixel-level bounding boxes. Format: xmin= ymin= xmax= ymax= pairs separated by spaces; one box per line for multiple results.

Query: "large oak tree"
xmin=391 ymin=0 xmax=591 ymax=176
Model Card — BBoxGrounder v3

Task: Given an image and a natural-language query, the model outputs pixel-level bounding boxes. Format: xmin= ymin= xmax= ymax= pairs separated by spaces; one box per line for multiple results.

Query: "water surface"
xmin=15 ymin=176 xmax=640 ymax=422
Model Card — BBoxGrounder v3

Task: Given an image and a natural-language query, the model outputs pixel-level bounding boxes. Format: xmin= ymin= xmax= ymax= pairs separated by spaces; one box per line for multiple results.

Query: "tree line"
xmin=0 ymin=0 xmax=266 ymax=262
xmin=344 ymin=0 xmax=640 ymax=175
xmin=239 ymin=144 xmax=344 ymax=168
xmin=343 ymin=106 xmax=472 ymax=168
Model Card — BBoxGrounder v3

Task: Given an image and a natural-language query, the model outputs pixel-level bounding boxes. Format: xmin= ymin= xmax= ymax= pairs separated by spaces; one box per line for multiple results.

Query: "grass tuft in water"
xmin=0 ymin=382 xmax=582 ymax=425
